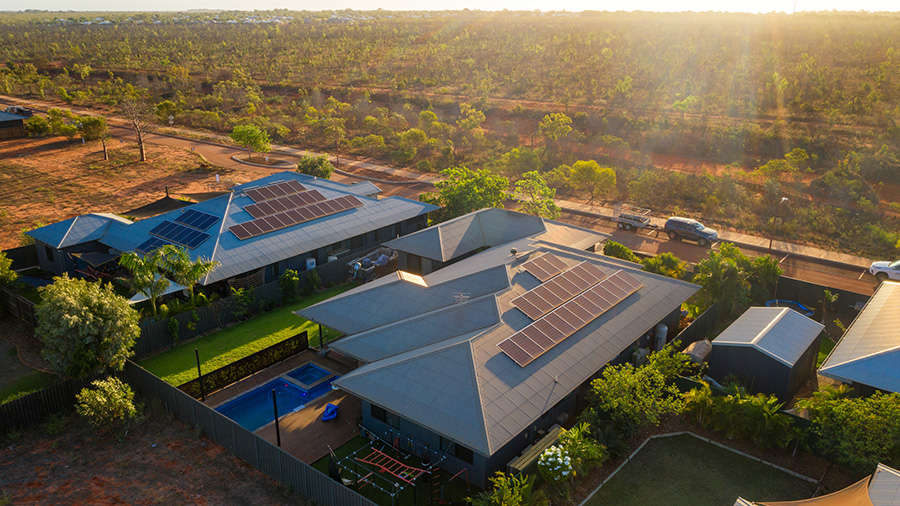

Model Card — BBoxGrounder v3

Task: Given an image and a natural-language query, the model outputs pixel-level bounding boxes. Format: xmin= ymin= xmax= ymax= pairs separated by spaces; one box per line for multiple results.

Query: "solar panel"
xmin=499 ymin=269 xmax=644 ymax=367
xmin=512 ymin=261 xmax=606 ymax=320
xmin=244 ymin=190 xmax=326 ymax=219
xmin=136 ymin=237 xmax=172 ymax=254
xmin=150 ymin=220 xmax=212 ymax=249
xmin=228 ymin=195 xmax=364 ymax=240
xmin=174 ymin=209 xmax=219 ymax=231
xmin=244 ymin=180 xmax=307 ymax=203
xmin=522 ymin=253 xmax=569 ymax=282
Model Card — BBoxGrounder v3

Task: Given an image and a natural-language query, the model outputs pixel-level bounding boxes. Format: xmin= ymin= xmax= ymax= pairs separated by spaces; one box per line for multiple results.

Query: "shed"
xmin=709 ymin=306 xmax=824 ymax=402
xmin=0 ymin=110 xmax=27 ymax=140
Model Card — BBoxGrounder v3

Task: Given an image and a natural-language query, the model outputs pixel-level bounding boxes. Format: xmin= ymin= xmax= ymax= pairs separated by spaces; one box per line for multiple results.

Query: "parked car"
xmin=663 ymin=217 xmax=718 ymax=247
xmin=869 ymin=260 xmax=900 ymax=281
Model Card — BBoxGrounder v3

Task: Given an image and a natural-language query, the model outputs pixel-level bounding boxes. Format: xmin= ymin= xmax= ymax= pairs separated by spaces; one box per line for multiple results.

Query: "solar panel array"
xmin=150 ymin=221 xmax=212 ymax=249
xmin=136 ymin=237 xmax=172 ymax=254
xmin=229 ymin=194 xmax=364 ymax=240
xmin=244 ymin=180 xmax=307 ymax=203
xmin=498 ymin=269 xmax=644 ymax=367
xmin=512 ymin=261 xmax=606 ymax=320
xmin=174 ymin=209 xmax=219 ymax=231
xmin=244 ymin=189 xmax=326 ymax=219
xmin=521 ymin=253 xmax=569 ymax=282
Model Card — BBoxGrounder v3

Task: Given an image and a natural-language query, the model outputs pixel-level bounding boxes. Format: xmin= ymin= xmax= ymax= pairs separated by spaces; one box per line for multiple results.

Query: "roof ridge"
xmin=202 ymin=191 xmax=234 ymax=285
xmin=467 ymin=339 xmax=492 ymax=456
xmin=750 ymin=307 xmax=788 ymax=346
xmin=56 ymin=216 xmax=78 ymax=249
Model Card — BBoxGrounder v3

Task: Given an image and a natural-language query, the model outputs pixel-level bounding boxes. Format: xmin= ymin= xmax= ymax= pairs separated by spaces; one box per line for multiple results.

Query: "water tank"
xmin=327 ymin=255 xmax=338 ymax=263
xmin=305 ymin=258 xmax=317 ymax=270
xmin=654 ymin=324 xmax=668 ymax=351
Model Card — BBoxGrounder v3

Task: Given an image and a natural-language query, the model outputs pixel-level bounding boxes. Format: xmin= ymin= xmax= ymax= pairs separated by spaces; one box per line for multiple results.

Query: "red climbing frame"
xmin=355 ymin=447 xmax=426 ymax=485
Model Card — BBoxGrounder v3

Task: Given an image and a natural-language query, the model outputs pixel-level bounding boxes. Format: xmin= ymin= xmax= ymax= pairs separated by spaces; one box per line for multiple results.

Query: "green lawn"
xmin=584 ymin=434 xmax=816 ymax=506
xmin=0 ymin=369 xmax=60 ymax=404
xmin=139 ymin=284 xmax=354 ymax=386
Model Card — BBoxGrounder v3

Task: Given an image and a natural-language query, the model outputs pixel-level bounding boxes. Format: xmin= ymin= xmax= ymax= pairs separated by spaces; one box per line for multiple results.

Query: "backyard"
xmin=311 ymin=435 xmax=479 ymax=506
xmin=140 ymin=284 xmax=354 ymax=386
xmin=583 ymin=433 xmax=817 ymax=506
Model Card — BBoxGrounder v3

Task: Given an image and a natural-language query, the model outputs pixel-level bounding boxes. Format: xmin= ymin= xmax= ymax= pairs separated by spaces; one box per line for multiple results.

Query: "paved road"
xmin=2 ymin=95 xmax=878 ymax=295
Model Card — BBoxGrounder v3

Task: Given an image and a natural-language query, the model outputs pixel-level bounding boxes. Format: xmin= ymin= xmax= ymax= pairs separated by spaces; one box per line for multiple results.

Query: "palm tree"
xmin=684 ymin=382 xmax=716 ymax=427
xmin=158 ymin=245 xmax=218 ymax=304
xmin=119 ymin=250 xmax=169 ymax=319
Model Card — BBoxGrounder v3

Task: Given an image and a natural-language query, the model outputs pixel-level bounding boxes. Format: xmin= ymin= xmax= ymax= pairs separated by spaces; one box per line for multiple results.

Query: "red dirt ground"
xmin=0 ymin=403 xmax=312 ymax=505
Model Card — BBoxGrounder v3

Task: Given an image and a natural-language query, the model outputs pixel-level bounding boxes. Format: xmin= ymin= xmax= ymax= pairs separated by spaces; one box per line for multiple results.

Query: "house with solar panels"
xmin=26 ymin=171 xmax=438 ymax=290
xmin=297 ymin=209 xmax=700 ymax=488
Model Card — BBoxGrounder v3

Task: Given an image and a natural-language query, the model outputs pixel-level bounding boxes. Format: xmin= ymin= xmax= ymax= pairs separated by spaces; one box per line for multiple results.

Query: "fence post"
xmin=272 ymin=389 xmax=281 ymax=447
xmin=195 ymin=348 xmax=205 ymax=401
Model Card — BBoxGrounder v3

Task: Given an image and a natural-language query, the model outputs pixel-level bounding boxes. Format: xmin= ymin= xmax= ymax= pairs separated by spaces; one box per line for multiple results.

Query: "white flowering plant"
xmin=537 ymin=445 xmax=573 ymax=484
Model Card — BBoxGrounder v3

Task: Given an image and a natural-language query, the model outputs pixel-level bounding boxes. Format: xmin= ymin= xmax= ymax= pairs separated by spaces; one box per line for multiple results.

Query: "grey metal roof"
xmin=89 ymin=171 xmax=437 ymax=285
xmin=298 ymin=264 xmax=510 ymax=335
xmin=0 ymin=111 xmax=26 ymax=122
xmin=331 ymin=295 xmax=500 ymax=362
xmin=870 ymin=463 xmax=900 ymax=506
xmin=313 ymin=235 xmax=699 ymax=456
xmin=713 ymin=307 xmax=824 ymax=367
xmin=28 ymin=213 xmax=132 ymax=249
xmin=819 ymin=281 xmax=900 ymax=392
xmin=383 ymin=208 xmax=561 ymax=262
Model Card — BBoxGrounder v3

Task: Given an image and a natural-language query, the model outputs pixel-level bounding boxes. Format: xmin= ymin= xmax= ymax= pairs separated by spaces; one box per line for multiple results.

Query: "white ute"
xmin=870 ymin=260 xmax=900 ymax=281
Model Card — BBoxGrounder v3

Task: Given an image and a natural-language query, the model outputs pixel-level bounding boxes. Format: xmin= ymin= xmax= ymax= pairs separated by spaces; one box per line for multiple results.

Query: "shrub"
xmin=602 ymin=241 xmax=641 ymax=263
xmin=280 ymin=269 xmax=302 ymax=303
xmin=76 ymin=376 xmax=138 ymax=428
xmin=305 ymin=269 xmax=321 ymax=293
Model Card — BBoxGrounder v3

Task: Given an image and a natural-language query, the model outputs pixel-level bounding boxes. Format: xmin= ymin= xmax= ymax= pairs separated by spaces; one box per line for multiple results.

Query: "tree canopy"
xmin=119 ymin=250 xmax=170 ymax=319
xmin=514 ymin=171 xmax=560 ymax=219
xmin=693 ymin=243 xmax=782 ymax=317
xmin=420 ymin=166 xmax=509 ymax=222
xmin=229 ymin=124 xmax=271 ymax=159
xmin=37 ymin=275 xmax=140 ymax=379
xmin=296 ymin=154 xmax=335 ymax=179
xmin=568 ymin=160 xmax=616 ymax=204
xmin=159 ymin=245 xmax=218 ymax=303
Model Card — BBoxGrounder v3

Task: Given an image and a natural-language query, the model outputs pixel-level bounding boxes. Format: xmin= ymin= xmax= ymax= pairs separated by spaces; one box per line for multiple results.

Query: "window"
xmin=268 ymin=262 xmax=280 ymax=278
xmin=440 ymin=437 xmax=474 ymax=464
xmin=45 ymin=246 xmax=55 ymax=262
xmin=371 ymin=405 xmax=386 ymax=423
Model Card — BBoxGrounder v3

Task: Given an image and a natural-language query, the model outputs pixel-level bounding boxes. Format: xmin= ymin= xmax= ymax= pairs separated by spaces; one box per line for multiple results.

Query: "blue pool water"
xmin=288 ymin=363 xmax=331 ymax=385
xmin=765 ymin=299 xmax=815 ymax=318
xmin=216 ymin=370 xmax=338 ymax=431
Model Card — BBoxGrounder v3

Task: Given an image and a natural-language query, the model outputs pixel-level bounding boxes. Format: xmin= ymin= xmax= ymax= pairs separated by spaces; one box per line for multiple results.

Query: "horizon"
xmin=3 ymin=1 xmax=900 ymax=14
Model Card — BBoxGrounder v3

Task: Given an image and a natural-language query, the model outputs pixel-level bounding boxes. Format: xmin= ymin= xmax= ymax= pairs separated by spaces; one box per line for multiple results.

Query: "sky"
xmin=2 ymin=0 xmax=900 ymax=12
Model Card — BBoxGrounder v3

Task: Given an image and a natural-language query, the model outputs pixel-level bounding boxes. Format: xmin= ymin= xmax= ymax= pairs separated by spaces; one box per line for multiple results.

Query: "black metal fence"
xmin=136 ymin=281 xmax=284 ymax=359
xmin=2 ymin=244 xmax=38 ymax=270
xmin=0 ymin=375 xmax=96 ymax=434
xmin=674 ymin=302 xmax=720 ymax=348
xmin=774 ymin=276 xmax=871 ymax=317
xmin=125 ymin=361 xmax=377 ymax=506
xmin=0 ymin=287 xmax=36 ymax=326
xmin=178 ymin=331 xmax=308 ymax=399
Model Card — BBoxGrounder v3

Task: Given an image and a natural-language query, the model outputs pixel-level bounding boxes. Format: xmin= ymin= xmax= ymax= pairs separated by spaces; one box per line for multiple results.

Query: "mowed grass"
xmin=818 ymin=336 xmax=837 ymax=367
xmin=140 ymin=284 xmax=354 ymax=386
xmin=584 ymin=434 xmax=816 ymax=506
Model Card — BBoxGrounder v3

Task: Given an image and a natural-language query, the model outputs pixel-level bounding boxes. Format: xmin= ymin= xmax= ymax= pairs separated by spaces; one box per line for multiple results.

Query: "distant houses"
xmin=27 ymin=171 xmax=437 ymax=289
xmin=298 ymin=208 xmax=700 ymax=487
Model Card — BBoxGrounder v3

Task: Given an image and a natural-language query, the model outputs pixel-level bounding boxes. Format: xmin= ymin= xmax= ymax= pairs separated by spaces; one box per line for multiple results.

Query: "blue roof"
xmin=0 ymin=111 xmax=27 ymax=122
xmin=91 ymin=171 xmax=437 ymax=284
xmin=28 ymin=213 xmax=132 ymax=249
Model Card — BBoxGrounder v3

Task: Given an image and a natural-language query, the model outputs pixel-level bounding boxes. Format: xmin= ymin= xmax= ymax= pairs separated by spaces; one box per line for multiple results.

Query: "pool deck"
xmin=205 ymin=350 xmax=362 ymax=464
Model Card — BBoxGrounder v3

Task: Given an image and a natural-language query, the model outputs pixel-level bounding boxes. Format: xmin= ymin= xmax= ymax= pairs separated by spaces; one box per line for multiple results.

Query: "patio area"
xmin=206 ymin=349 xmax=362 ymax=464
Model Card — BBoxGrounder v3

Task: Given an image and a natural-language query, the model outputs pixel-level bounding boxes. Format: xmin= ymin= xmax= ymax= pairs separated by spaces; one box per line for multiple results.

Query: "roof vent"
xmin=510 ymin=248 xmax=518 ymax=256
xmin=453 ymin=292 xmax=470 ymax=304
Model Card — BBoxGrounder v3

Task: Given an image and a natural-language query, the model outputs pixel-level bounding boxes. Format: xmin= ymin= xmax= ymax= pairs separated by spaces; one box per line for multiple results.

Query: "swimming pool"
xmin=215 ymin=365 xmax=339 ymax=431
xmin=288 ymin=363 xmax=331 ymax=386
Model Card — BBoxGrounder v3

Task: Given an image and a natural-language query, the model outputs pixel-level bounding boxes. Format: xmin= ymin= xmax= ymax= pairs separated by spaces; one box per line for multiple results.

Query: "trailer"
xmin=612 ymin=204 xmax=659 ymax=235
